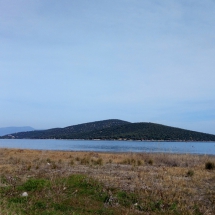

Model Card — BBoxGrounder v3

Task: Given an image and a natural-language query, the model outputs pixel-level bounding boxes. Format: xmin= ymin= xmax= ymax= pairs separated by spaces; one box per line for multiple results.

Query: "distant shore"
xmin=2 ymin=137 xmax=215 ymax=142
xmin=2 ymin=119 xmax=215 ymax=142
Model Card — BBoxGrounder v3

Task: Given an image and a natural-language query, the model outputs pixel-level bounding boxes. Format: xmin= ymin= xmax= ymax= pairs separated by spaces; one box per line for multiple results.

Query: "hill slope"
xmin=68 ymin=122 xmax=215 ymax=141
xmin=1 ymin=120 xmax=215 ymax=141
xmin=0 ymin=126 xmax=34 ymax=136
xmin=1 ymin=119 xmax=130 ymax=139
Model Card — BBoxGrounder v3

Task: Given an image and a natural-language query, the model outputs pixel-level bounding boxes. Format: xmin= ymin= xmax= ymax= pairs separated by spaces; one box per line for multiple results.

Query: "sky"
xmin=0 ymin=0 xmax=215 ymax=134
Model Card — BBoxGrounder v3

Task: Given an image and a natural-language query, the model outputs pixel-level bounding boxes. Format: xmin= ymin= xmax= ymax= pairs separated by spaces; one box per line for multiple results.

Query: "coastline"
xmin=2 ymin=137 xmax=215 ymax=142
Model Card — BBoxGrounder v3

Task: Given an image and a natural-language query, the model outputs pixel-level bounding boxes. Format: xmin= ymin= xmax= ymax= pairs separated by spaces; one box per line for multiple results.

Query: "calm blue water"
xmin=0 ymin=139 xmax=215 ymax=155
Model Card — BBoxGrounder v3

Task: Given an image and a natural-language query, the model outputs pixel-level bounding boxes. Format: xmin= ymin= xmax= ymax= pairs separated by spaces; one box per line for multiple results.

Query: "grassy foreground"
xmin=0 ymin=148 xmax=215 ymax=214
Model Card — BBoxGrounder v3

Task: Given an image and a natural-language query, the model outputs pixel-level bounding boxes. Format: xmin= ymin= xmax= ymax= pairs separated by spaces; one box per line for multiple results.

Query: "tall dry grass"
xmin=0 ymin=148 xmax=215 ymax=214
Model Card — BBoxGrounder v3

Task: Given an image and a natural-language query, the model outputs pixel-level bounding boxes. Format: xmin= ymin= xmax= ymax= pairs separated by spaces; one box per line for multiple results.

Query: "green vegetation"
xmin=205 ymin=161 xmax=215 ymax=170
xmin=0 ymin=174 xmax=183 ymax=215
xmin=120 ymin=158 xmax=143 ymax=166
xmin=1 ymin=175 xmax=112 ymax=214
xmin=1 ymin=119 xmax=215 ymax=141
xmin=75 ymin=122 xmax=215 ymax=141
xmin=186 ymin=170 xmax=194 ymax=177
xmin=1 ymin=149 xmax=215 ymax=214
xmin=1 ymin=119 xmax=130 ymax=139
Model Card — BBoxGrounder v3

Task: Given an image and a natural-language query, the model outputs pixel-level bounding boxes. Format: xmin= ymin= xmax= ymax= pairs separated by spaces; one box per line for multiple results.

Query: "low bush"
xmin=186 ymin=170 xmax=194 ymax=177
xmin=80 ymin=157 xmax=90 ymax=165
xmin=205 ymin=161 xmax=215 ymax=170
xmin=148 ymin=159 xmax=153 ymax=165
xmin=91 ymin=158 xmax=103 ymax=165
xmin=18 ymin=178 xmax=50 ymax=191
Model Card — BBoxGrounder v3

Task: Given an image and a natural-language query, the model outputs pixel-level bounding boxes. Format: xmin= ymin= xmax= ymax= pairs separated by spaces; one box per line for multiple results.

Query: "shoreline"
xmin=1 ymin=137 xmax=215 ymax=142
xmin=1 ymin=147 xmax=215 ymax=157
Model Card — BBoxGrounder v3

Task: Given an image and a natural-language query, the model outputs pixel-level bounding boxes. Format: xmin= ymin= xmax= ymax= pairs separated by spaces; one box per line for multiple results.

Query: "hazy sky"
xmin=1 ymin=0 xmax=215 ymax=134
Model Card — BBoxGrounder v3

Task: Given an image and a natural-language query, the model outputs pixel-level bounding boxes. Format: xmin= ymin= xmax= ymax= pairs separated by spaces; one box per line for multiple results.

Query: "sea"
xmin=0 ymin=139 xmax=215 ymax=155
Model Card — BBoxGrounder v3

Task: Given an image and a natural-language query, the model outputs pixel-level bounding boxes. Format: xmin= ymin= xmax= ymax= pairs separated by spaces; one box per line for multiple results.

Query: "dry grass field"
xmin=0 ymin=148 xmax=215 ymax=214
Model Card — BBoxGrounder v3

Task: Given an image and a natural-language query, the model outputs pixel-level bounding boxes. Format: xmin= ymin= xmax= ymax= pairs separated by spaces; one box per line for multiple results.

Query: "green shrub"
xmin=70 ymin=159 xmax=74 ymax=165
xmin=91 ymin=158 xmax=103 ymax=165
xmin=9 ymin=197 xmax=28 ymax=204
xmin=186 ymin=170 xmax=194 ymax=177
xmin=121 ymin=158 xmax=137 ymax=165
xmin=53 ymin=203 xmax=71 ymax=212
xmin=80 ymin=157 xmax=90 ymax=165
xmin=117 ymin=191 xmax=138 ymax=207
xmin=108 ymin=159 xmax=112 ymax=164
xmin=148 ymin=159 xmax=153 ymax=165
xmin=51 ymin=163 xmax=58 ymax=169
xmin=205 ymin=161 xmax=214 ymax=170
xmin=0 ymin=175 xmax=7 ymax=184
xmin=19 ymin=178 xmax=50 ymax=191
xmin=137 ymin=160 xmax=143 ymax=166
xmin=75 ymin=157 xmax=80 ymax=161
xmin=34 ymin=201 xmax=46 ymax=209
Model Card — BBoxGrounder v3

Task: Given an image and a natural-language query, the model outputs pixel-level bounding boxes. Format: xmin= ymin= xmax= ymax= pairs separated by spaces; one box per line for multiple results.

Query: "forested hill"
xmin=70 ymin=122 xmax=215 ymax=141
xmin=1 ymin=119 xmax=130 ymax=139
xmin=1 ymin=120 xmax=215 ymax=141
